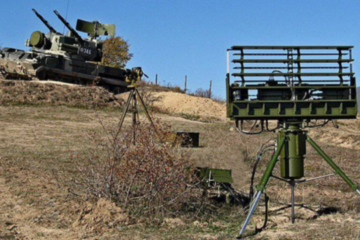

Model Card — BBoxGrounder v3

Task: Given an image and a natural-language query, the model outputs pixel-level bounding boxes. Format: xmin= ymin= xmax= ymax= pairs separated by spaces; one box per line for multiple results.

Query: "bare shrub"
xmin=71 ymin=118 xmax=195 ymax=217
xmin=137 ymin=81 xmax=163 ymax=109
xmin=190 ymin=88 xmax=211 ymax=98
xmin=140 ymin=80 xmax=184 ymax=93
xmin=211 ymin=95 xmax=226 ymax=104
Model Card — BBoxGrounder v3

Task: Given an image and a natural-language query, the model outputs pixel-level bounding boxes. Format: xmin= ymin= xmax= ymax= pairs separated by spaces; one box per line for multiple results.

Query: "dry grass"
xmin=1 ymin=105 xmax=360 ymax=239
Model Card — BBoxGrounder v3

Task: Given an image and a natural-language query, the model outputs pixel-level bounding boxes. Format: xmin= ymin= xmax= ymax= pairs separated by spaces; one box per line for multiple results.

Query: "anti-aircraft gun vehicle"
xmin=0 ymin=9 xmax=143 ymax=92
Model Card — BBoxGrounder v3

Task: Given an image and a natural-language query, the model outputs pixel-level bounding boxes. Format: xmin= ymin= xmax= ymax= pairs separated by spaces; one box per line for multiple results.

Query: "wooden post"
xmin=209 ymin=80 xmax=212 ymax=98
xmin=155 ymin=74 xmax=158 ymax=86
xmin=184 ymin=75 xmax=187 ymax=93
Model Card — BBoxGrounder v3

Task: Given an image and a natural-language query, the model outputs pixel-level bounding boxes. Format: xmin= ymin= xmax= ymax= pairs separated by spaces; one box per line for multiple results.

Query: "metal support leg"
xmin=118 ymin=89 xmax=134 ymax=131
xmin=135 ymin=89 xmax=155 ymax=128
xmin=290 ymin=180 xmax=295 ymax=224
xmin=238 ymin=191 xmax=262 ymax=237
xmin=306 ymin=135 xmax=360 ymax=194
xmin=132 ymin=90 xmax=137 ymax=144
xmin=238 ymin=136 xmax=286 ymax=238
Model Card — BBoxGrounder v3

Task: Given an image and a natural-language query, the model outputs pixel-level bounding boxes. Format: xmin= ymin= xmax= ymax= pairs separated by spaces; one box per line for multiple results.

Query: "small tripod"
xmin=238 ymin=121 xmax=360 ymax=238
xmin=118 ymin=68 xmax=155 ymax=144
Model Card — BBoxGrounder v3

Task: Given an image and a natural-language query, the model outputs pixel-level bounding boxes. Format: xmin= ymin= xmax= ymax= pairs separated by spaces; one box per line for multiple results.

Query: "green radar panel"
xmin=226 ymin=46 xmax=357 ymax=122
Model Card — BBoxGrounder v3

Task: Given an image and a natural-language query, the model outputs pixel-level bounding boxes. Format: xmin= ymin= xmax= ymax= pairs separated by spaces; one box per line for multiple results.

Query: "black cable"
xmin=239 ymin=193 xmax=270 ymax=239
xmin=249 ymin=147 xmax=275 ymax=202
xmin=305 ymin=119 xmax=330 ymax=128
xmin=255 ymin=193 xmax=269 ymax=233
xmin=246 ymin=143 xmax=274 ymax=237
xmin=249 ymin=153 xmax=261 ymax=201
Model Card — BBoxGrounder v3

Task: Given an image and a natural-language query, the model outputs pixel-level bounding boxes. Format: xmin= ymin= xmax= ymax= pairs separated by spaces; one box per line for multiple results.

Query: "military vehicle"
xmin=0 ymin=9 xmax=142 ymax=92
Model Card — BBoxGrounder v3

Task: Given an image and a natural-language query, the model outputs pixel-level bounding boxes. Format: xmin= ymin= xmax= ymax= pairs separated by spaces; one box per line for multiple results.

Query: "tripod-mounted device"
xmin=226 ymin=46 xmax=360 ymax=238
xmin=118 ymin=67 xmax=155 ymax=143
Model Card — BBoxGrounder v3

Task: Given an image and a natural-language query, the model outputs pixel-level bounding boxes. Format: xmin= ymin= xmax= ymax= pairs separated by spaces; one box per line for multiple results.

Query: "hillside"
xmin=118 ymin=90 xmax=226 ymax=121
xmin=0 ymin=81 xmax=360 ymax=239
xmin=0 ymin=80 xmax=122 ymax=108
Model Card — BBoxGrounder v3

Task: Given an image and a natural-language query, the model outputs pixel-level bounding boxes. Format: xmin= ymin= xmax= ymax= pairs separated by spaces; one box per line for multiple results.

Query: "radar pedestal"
xmin=238 ymin=122 xmax=360 ymax=238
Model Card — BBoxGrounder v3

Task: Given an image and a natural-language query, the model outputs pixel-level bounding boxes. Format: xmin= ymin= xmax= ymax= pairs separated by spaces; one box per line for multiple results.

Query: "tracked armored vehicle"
xmin=0 ymin=9 xmax=142 ymax=92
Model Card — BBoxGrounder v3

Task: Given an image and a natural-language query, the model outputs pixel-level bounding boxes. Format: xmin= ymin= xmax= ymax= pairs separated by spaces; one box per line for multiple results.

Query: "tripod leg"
xmin=132 ymin=90 xmax=137 ymax=144
xmin=238 ymin=136 xmax=286 ymax=238
xmin=135 ymin=89 xmax=155 ymax=127
xmin=118 ymin=89 xmax=134 ymax=131
xmin=306 ymin=135 xmax=360 ymax=195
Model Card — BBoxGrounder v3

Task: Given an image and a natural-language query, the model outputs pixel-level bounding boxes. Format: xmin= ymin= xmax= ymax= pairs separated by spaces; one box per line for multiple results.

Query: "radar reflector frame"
xmin=76 ymin=19 xmax=116 ymax=38
xmin=226 ymin=46 xmax=357 ymax=122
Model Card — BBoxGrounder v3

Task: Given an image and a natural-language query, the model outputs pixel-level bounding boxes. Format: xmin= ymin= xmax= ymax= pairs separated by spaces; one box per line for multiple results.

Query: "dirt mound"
xmin=0 ymin=80 xmax=122 ymax=108
xmin=118 ymin=91 xmax=226 ymax=121
xmin=72 ymin=198 xmax=131 ymax=233
xmin=152 ymin=92 xmax=226 ymax=121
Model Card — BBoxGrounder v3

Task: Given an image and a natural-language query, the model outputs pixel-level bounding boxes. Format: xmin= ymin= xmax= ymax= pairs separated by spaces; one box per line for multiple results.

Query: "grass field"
xmin=1 ymin=105 xmax=360 ymax=239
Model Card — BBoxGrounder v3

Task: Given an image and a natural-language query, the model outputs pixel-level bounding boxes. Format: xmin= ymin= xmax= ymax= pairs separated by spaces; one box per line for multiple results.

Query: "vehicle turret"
xmin=26 ymin=9 xmax=116 ymax=62
xmin=0 ymin=9 xmax=140 ymax=93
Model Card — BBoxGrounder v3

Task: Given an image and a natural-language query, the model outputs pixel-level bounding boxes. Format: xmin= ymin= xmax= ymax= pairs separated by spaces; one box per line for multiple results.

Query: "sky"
xmin=0 ymin=0 xmax=360 ymax=98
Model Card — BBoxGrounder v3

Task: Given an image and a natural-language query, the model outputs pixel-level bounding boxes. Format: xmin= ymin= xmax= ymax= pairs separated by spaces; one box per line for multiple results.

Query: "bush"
xmin=71 ymin=118 xmax=194 ymax=217
xmin=136 ymin=81 xmax=164 ymax=108
xmin=101 ymin=36 xmax=133 ymax=68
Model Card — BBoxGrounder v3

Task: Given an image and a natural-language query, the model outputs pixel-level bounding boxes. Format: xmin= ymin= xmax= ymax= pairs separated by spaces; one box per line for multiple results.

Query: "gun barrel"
xmin=32 ymin=9 xmax=61 ymax=35
xmin=53 ymin=10 xmax=83 ymax=43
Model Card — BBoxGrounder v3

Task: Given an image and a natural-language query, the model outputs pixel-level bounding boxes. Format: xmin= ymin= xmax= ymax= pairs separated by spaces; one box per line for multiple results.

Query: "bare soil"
xmin=117 ymin=91 xmax=226 ymax=121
